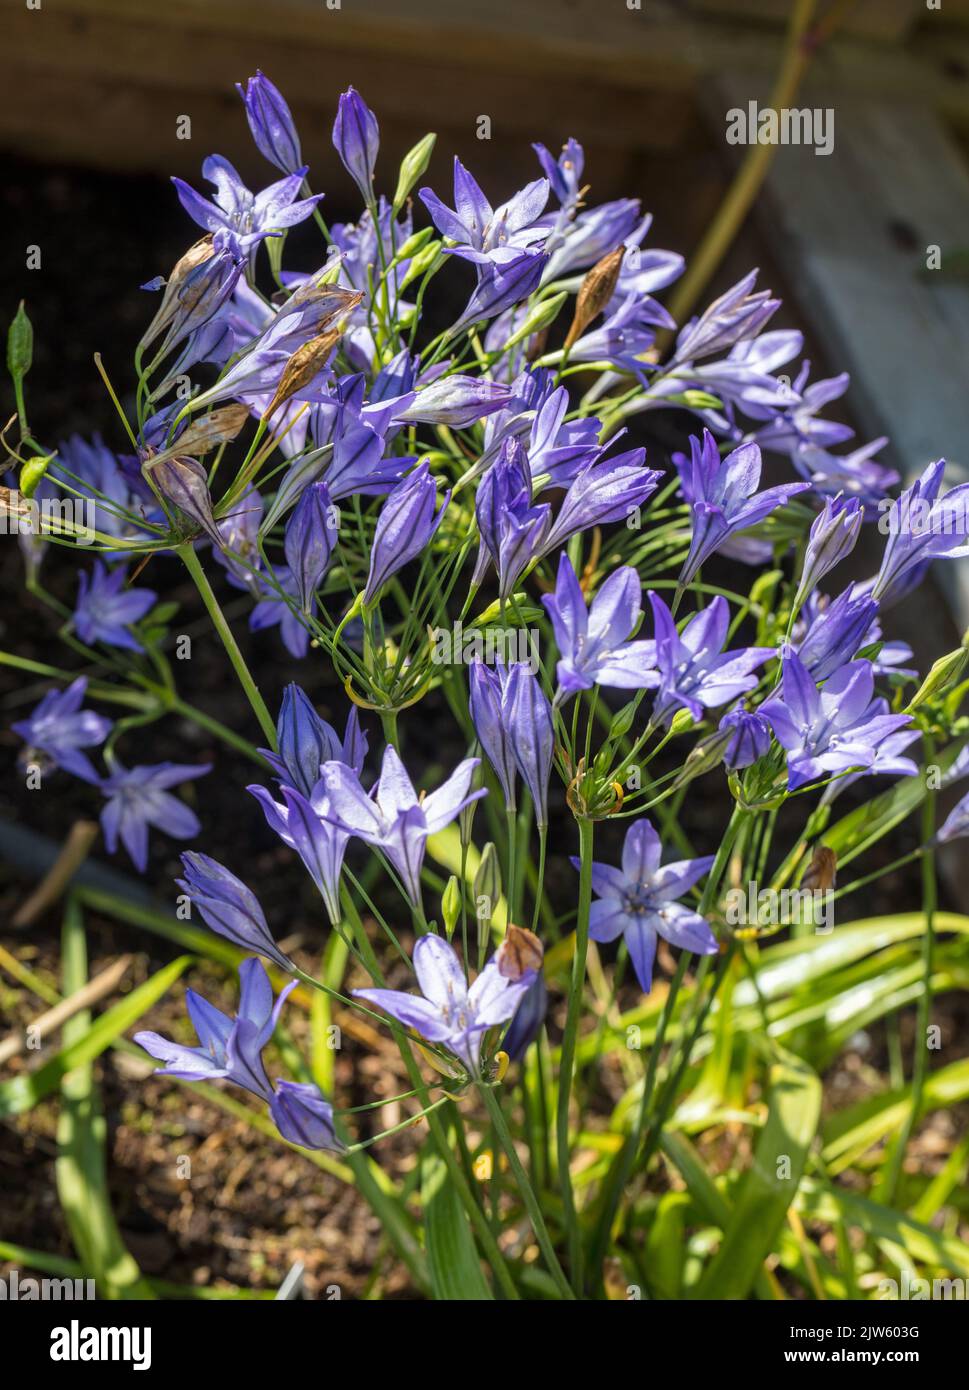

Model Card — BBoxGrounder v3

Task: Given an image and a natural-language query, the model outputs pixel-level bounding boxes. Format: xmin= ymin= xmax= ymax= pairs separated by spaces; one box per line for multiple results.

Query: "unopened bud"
xmin=906 ymin=647 xmax=969 ymax=712
xmin=441 ymin=875 xmax=461 ymax=940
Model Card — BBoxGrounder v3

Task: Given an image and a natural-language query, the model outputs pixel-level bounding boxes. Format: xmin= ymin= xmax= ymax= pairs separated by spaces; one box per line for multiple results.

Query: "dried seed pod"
xmin=172 ymin=404 xmax=251 ymax=457
xmin=496 ymin=924 xmax=544 ymax=980
xmin=140 ymin=235 xmax=214 ymax=349
xmin=262 ymin=326 xmax=343 ymax=421
xmin=564 ymin=245 xmax=625 ymax=351
xmin=801 ymin=845 xmax=837 ymax=893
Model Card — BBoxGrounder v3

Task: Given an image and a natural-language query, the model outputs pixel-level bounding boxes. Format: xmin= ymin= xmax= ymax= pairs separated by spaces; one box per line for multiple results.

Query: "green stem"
xmin=171 ymin=696 xmax=267 ymax=767
xmin=340 ymin=889 xmax=520 ymax=1299
xmin=478 ymin=1083 xmax=575 ymax=1299
xmin=558 ymin=815 xmax=594 ymax=1293
xmin=177 ymin=542 xmax=277 ymax=749
xmin=882 ymin=733 xmax=937 ymax=1204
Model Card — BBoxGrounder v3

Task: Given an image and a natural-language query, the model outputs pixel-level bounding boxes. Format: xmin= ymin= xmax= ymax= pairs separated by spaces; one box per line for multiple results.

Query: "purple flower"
xmin=760 ymin=652 xmax=911 ymax=791
xmin=270 ymin=1080 xmax=340 ymax=1150
xmin=542 ymin=197 xmax=648 ymax=281
xmin=420 ymin=157 xmax=548 ymax=267
xmin=11 ymin=676 xmax=112 ymax=782
xmin=248 ymin=778 xmax=352 ymax=926
xmin=363 ymin=461 xmax=449 ymax=604
xmin=568 ymin=292 xmax=674 ymax=378
xmin=322 ymin=422 xmax=410 ymax=500
xmin=283 ymin=480 xmax=336 ymax=612
xmin=821 ymin=727 xmax=920 ymax=805
xmin=452 ymin=248 xmax=548 ymax=334
xmin=73 ymin=561 xmax=157 ymax=652
xmin=571 ymin=818 xmax=717 ymax=994
xmin=214 ymin=484 xmax=264 ymax=591
xmin=177 ymin=852 xmax=294 ymax=972
xmin=543 ymin=553 xmax=658 ymax=701
xmin=673 ymin=430 xmax=808 ymax=587
xmin=318 ymin=746 xmax=485 ymax=906
xmin=135 ymin=958 xmax=341 ymax=1151
xmin=500 ymin=662 xmax=555 ymax=831
xmin=872 ymin=459 xmax=969 ymax=605
xmin=237 ymin=72 xmax=302 ymax=175
xmin=795 ymin=587 xmax=878 ymax=681
xmin=353 ymin=933 xmax=539 ymax=1074
xmin=743 ymin=358 xmax=851 ymax=457
xmin=393 ymin=376 xmax=512 ymax=428
xmin=468 ymin=662 xmax=519 ymax=812
xmin=188 ymin=282 xmax=361 ymax=413
xmin=517 ymin=376 xmax=601 ymax=489
xmin=142 ymin=229 xmax=248 ymax=355
xmin=793 ymin=437 xmax=899 ymax=508
xmin=541 ymin=448 xmax=663 ymax=555
xmin=151 ymin=455 xmax=224 ymax=547
xmin=648 ymin=592 xmax=774 ymax=727
xmin=333 ymin=87 xmax=380 ymax=202
xmin=260 ymin=683 xmax=367 ymax=798
xmin=135 ymin=958 xmax=291 ymax=1099
xmin=532 ymin=138 xmax=584 ymax=213
xmin=474 ymin=441 xmax=551 ymax=599
xmin=935 ymin=788 xmax=969 ymax=845
xmin=98 ymin=758 xmax=211 ymax=871
xmin=795 ymin=496 xmax=864 ymax=607
xmin=502 ymin=974 xmax=548 ymax=1061
xmin=670 ymin=270 xmax=778 ymax=367
xmin=172 ymin=156 xmax=322 ymax=243
xmin=719 ymin=707 xmax=771 ymax=770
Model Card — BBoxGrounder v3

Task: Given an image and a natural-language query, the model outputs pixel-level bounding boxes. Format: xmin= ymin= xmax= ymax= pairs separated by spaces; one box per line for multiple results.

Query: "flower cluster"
xmin=6 ymin=72 xmax=967 ymax=1279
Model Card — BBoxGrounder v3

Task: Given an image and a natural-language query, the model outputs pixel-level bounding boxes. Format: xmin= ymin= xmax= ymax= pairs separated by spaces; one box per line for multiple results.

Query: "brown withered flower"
xmin=496 ymin=924 xmax=544 ymax=980
xmin=563 ymin=245 xmax=625 ymax=351
xmin=262 ymin=326 xmax=344 ymax=421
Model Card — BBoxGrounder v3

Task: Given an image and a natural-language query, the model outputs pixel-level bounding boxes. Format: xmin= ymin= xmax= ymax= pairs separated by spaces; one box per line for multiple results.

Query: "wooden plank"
xmin=0 ymin=0 xmax=702 ymax=177
xmin=688 ymin=0 xmax=925 ymax=43
xmin=708 ymin=73 xmax=969 ymax=620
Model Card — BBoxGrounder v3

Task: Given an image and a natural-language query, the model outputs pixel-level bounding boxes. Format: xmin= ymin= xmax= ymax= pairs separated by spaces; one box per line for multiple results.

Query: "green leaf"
xmin=421 ymin=1141 xmax=493 ymax=1300
xmin=798 ymin=1179 xmax=969 ymax=1277
xmin=54 ymin=898 xmax=155 ymax=1299
xmin=694 ymin=1046 xmax=821 ymax=1298
xmin=643 ymin=1192 xmax=690 ymax=1299
xmin=823 ymin=738 xmax=968 ymax=865
xmin=0 ymin=954 xmax=193 ymax=1117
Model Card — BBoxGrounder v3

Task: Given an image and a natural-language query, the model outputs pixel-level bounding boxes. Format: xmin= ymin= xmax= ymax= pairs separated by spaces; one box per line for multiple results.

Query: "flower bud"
xmin=905 ymin=646 xmax=969 ymax=712
xmin=7 ymin=300 xmax=32 ymax=384
xmin=441 ymin=875 xmax=461 ymax=940
xmin=177 ymin=852 xmax=294 ymax=971
xmin=237 ymin=71 xmax=302 ymax=175
xmin=333 ymin=87 xmax=379 ymax=202
xmin=392 ymin=133 xmax=436 ymax=214
xmin=150 ymin=455 xmax=223 ymax=546
xmin=284 ymin=480 xmax=336 ymax=612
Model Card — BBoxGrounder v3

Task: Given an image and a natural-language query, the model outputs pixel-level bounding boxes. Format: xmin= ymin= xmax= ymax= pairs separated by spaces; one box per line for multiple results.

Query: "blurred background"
xmin=2 ymin=0 xmax=969 ymax=1299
